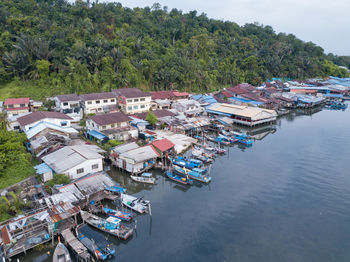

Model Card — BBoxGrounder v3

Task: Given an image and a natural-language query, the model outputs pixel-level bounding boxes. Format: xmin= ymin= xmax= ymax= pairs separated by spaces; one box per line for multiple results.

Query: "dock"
xmin=61 ymin=229 xmax=90 ymax=261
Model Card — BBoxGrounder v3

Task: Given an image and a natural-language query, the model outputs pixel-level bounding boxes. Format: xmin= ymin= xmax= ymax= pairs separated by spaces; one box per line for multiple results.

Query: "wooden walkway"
xmin=61 ymin=228 xmax=90 ymax=261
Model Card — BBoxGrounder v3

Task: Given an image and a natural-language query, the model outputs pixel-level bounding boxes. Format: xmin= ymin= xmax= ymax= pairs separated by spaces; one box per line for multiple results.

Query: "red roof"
xmin=4 ymin=97 xmax=30 ymax=105
xmin=152 ymin=138 xmax=175 ymax=152
xmin=151 ymin=91 xmax=175 ymax=100
xmin=221 ymin=90 xmax=233 ymax=98
xmin=173 ymin=91 xmax=189 ymax=97
xmin=1 ymin=226 xmax=10 ymax=244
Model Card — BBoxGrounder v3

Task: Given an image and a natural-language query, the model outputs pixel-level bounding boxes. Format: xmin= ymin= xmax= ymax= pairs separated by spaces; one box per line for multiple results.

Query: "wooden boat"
xmin=169 ymin=156 xmax=202 ymax=170
xmin=103 ymin=207 xmax=133 ymax=221
xmin=235 ymin=133 xmax=253 ymax=146
xmin=130 ymin=172 xmax=156 ymax=184
xmin=77 ymin=224 xmax=115 ymax=260
xmin=121 ymin=193 xmax=150 ymax=214
xmin=53 ymin=241 xmax=71 ymax=262
xmin=172 ymin=164 xmax=211 ymax=183
xmin=80 ymin=210 xmax=133 ymax=240
xmin=165 ymin=170 xmax=192 ymax=185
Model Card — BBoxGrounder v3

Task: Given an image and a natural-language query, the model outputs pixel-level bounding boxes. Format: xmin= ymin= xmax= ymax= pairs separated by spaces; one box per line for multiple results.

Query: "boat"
xmin=187 ymin=168 xmax=211 ymax=183
xmin=130 ymin=172 xmax=156 ymax=184
xmin=104 ymin=184 xmax=126 ymax=193
xmin=169 ymin=156 xmax=202 ymax=170
xmin=103 ymin=207 xmax=133 ymax=221
xmin=165 ymin=170 xmax=192 ymax=185
xmin=53 ymin=240 xmax=71 ymax=262
xmin=234 ymin=133 xmax=253 ymax=146
xmin=80 ymin=210 xmax=133 ymax=240
xmin=214 ymin=147 xmax=226 ymax=154
xmin=121 ymin=193 xmax=150 ymax=214
xmin=77 ymin=224 xmax=115 ymax=260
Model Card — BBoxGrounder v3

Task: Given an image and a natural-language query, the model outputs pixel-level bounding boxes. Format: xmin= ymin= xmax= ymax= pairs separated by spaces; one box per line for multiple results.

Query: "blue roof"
xmin=34 ymin=163 xmax=53 ymax=174
xmin=206 ymin=108 xmax=232 ymax=117
xmin=323 ymin=94 xmax=343 ymax=98
xmin=87 ymin=129 xmax=107 ymax=140
xmin=192 ymin=94 xmax=204 ymax=101
xmin=228 ymin=97 xmax=263 ymax=105
xmin=142 ymin=173 xmax=153 ymax=177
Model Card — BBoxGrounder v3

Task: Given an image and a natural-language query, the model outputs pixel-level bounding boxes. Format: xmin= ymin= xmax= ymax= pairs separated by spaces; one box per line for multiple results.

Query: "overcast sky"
xmin=101 ymin=0 xmax=349 ymax=56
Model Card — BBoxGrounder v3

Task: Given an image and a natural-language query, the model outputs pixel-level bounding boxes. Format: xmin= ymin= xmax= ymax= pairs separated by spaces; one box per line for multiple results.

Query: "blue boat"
xmin=103 ymin=207 xmax=133 ymax=222
xmin=104 ymin=184 xmax=126 ymax=193
xmin=165 ymin=170 xmax=192 ymax=185
xmin=187 ymin=168 xmax=211 ymax=183
xmin=235 ymin=133 xmax=253 ymax=146
xmin=170 ymin=156 xmax=203 ymax=170
xmin=325 ymin=101 xmax=347 ymax=110
xmin=77 ymin=224 xmax=115 ymax=260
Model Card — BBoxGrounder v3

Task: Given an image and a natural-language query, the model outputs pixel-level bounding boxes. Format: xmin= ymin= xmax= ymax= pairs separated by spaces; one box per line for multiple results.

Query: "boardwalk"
xmin=61 ymin=229 xmax=90 ymax=261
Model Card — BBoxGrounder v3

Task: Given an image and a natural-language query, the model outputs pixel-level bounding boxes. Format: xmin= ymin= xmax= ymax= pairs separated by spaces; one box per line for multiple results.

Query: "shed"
xmin=151 ymin=138 xmax=175 ymax=157
xmin=34 ymin=163 xmax=54 ymax=182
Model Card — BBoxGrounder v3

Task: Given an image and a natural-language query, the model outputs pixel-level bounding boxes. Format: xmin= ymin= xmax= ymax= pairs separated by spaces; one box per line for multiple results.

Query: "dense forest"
xmin=0 ymin=0 xmax=349 ymax=99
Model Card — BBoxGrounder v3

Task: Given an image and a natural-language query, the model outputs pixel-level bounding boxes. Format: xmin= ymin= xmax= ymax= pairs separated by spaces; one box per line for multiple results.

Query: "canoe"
xmin=130 ymin=173 xmax=156 ymax=184
xmin=103 ymin=207 xmax=133 ymax=221
xmin=80 ymin=210 xmax=133 ymax=240
xmin=121 ymin=193 xmax=150 ymax=214
xmin=53 ymin=242 xmax=71 ymax=262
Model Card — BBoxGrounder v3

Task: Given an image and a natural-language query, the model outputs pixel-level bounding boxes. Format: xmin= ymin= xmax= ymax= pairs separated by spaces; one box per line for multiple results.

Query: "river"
xmin=24 ymin=106 xmax=350 ymax=262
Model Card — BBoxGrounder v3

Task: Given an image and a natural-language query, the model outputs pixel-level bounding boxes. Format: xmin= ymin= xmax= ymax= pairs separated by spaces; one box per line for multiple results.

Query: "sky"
xmin=101 ymin=0 xmax=350 ymax=56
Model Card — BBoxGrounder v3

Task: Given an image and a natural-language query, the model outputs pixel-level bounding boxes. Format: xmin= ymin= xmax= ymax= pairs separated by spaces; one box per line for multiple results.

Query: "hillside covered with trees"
xmin=0 ymin=0 xmax=349 ymax=99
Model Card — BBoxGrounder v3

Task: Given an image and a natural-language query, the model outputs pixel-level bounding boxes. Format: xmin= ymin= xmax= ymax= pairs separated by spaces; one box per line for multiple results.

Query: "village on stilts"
xmin=1 ymin=76 xmax=350 ymax=261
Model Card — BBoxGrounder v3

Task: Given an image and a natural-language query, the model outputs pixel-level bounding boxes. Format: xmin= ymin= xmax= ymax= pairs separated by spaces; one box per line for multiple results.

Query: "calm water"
xmin=24 ymin=107 xmax=350 ymax=262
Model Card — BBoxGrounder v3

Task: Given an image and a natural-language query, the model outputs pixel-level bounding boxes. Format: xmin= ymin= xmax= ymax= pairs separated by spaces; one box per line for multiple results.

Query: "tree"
xmin=146 ymin=110 xmax=158 ymax=126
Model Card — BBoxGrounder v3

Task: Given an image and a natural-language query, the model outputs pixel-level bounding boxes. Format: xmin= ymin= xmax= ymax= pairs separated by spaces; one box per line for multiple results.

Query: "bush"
xmin=45 ymin=174 xmax=70 ymax=193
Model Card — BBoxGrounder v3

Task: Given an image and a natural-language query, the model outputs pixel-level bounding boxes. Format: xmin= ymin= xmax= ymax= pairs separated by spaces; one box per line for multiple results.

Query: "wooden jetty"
xmin=61 ymin=229 xmax=90 ymax=261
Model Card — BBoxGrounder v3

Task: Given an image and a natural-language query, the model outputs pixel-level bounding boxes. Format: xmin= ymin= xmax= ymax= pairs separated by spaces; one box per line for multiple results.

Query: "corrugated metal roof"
xmin=25 ymin=121 xmax=78 ymax=139
xmin=42 ymin=145 xmax=105 ymax=173
xmin=112 ymin=142 xmax=139 ymax=154
xmin=34 ymin=163 xmax=53 ymax=174
xmin=120 ymin=145 xmax=159 ymax=163
xmin=4 ymin=97 xmax=30 ymax=105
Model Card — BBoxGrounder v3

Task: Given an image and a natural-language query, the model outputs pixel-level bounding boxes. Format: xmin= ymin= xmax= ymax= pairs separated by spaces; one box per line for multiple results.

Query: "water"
xmin=22 ymin=107 xmax=350 ymax=262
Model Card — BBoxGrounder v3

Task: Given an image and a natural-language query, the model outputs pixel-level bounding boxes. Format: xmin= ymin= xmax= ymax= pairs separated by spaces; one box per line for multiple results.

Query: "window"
xmin=111 ymin=99 xmax=115 ymax=103
xmin=102 ymin=125 xmax=106 ymax=130
xmin=98 ymin=108 xmax=102 ymax=111
xmin=76 ymin=168 xmax=84 ymax=174
xmin=63 ymin=102 xmax=68 ymax=106
xmin=134 ymin=98 xmax=139 ymax=102
xmin=60 ymin=121 xmax=67 ymax=126
xmin=7 ymin=104 xmax=14 ymax=108
xmin=20 ymin=103 xmax=26 ymax=107
xmin=140 ymin=98 xmax=145 ymax=102
xmin=87 ymin=101 xmax=92 ymax=105
xmin=140 ymin=105 xmax=145 ymax=109
xmin=111 ymin=124 xmax=115 ymax=128
xmin=103 ymin=100 xmax=108 ymax=103
xmin=92 ymin=164 xmax=99 ymax=170
xmin=92 ymin=123 xmax=95 ymax=127
xmin=133 ymin=105 xmax=138 ymax=109
xmin=14 ymin=126 xmax=20 ymax=130
xmin=96 ymin=100 xmax=100 ymax=104
xmin=127 ymin=106 xmax=132 ymax=111
xmin=127 ymin=99 xmax=132 ymax=103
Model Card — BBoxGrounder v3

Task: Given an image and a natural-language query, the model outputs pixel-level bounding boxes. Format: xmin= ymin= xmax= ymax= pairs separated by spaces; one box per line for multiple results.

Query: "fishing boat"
xmin=130 ymin=172 xmax=156 ymax=184
xmin=187 ymin=168 xmax=211 ymax=183
xmin=121 ymin=193 xmax=150 ymax=214
xmin=103 ymin=207 xmax=133 ymax=222
xmin=80 ymin=210 xmax=133 ymax=240
xmin=235 ymin=133 xmax=253 ymax=146
xmin=53 ymin=240 xmax=71 ymax=262
xmin=165 ymin=170 xmax=192 ymax=185
xmin=218 ymin=134 xmax=237 ymax=144
xmin=170 ymin=156 xmax=202 ymax=170
xmin=77 ymin=224 xmax=115 ymax=260
xmin=214 ymin=147 xmax=226 ymax=154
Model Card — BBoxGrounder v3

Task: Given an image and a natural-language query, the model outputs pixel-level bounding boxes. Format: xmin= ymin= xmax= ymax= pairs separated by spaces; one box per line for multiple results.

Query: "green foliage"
xmin=0 ymin=191 xmax=29 ymax=221
xmin=146 ymin=110 xmax=158 ymax=125
xmin=45 ymin=174 xmax=70 ymax=189
xmin=0 ymin=129 xmax=34 ymax=189
xmin=107 ymin=140 xmax=124 ymax=147
xmin=0 ymin=0 xmax=348 ymax=99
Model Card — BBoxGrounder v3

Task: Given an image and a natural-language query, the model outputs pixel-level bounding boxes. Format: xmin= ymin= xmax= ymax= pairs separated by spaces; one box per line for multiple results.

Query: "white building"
xmin=42 ymin=145 xmax=105 ymax=179
xmin=17 ymin=111 xmax=73 ymax=131
xmin=172 ymin=99 xmax=204 ymax=116
xmin=113 ymin=88 xmax=152 ymax=114
xmin=79 ymin=92 xmax=117 ymax=115
xmin=54 ymin=94 xmax=82 ymax=122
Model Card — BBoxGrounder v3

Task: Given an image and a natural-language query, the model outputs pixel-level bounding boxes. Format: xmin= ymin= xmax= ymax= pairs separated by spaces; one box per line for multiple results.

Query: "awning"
xmin=87 ymin=129 xmax=107 ymax=140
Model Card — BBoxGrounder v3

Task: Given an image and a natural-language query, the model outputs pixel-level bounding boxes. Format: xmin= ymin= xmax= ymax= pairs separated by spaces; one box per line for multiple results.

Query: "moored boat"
xmin=53 ymin=240 xmax=71 ymax=262
xmin=165 ymin=170 xmax=192 ymax=185
xmin=187 ymin=168 xmax=211 ymax=183
xmin=80 ymin=210 xmax=133 ymax=240
xmin=121 ymin=193 xmax=150 ymax=214
xmin=130 ymin=172 xmax=156 ymax=184
xmin=77 ymin=224 xmax=115 ymax=260
xmin=235 ymin=133 xmax=253 ymax=146
xmin=103 ymin=207 xmax=133 ymax=221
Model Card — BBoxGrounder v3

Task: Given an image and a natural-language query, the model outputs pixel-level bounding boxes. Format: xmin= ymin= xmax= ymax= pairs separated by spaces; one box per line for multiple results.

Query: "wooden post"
xmin=148 ymin=203 xmax=152 ymax=217
xmin=52 ymin=234 xmax=54 ymax=247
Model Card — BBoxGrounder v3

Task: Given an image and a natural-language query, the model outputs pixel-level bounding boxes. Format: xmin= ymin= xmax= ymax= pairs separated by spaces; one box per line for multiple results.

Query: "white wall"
xmin=121 ymin=96 xmax=152 ymax=114
xmin=64 ymin=158 xmax=103 ymax=180
xmin=23 ymin=118 xmax=72 ymax=131
xmin=83 ymin=98 xmax=117 ymax=114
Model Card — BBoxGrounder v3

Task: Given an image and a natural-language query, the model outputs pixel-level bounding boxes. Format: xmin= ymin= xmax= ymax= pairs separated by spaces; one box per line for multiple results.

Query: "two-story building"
xmin=86 ymin=112 xmax=136 ymax=141
xmin=113 ymin=88 xmax=152 ymax=114
xmin=172 ymin=100 xmax=204 ymax=117
xmin=17 ymin=111 xmax=73 ymax=131
xmin=54 ymin=94 xmax=82 ymax=122
xmin=4 ymin=98 xmax=30 ymax=117
xmin=79 ymin=92 xmax=117 ymax=115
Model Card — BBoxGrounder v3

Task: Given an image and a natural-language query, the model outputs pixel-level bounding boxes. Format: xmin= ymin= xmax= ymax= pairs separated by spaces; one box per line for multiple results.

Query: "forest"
xmin=0 ymin=0 xmax=349 ymax=100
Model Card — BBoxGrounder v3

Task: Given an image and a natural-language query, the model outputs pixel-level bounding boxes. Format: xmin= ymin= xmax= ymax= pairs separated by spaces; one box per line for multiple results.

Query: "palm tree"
xmin=0 ymin=112 xmax=10 ymax=130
